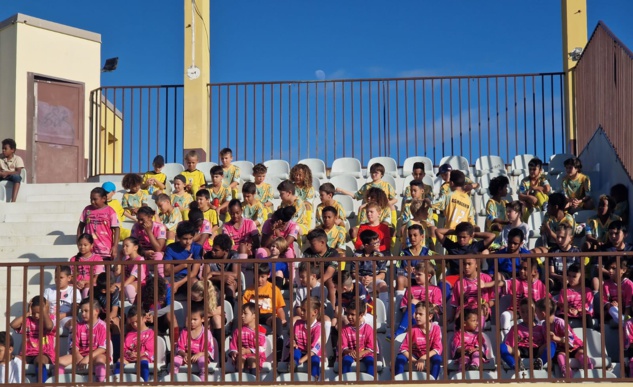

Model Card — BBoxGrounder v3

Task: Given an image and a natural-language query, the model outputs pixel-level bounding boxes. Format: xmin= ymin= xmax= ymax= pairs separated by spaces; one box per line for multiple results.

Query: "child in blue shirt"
xmin=164 ymin=221 xmax=203 ymax=296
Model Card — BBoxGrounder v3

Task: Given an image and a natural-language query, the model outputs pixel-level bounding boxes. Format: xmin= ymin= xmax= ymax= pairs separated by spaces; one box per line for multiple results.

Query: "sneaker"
xmin=533 ymin=357 xmax=543 ymax=370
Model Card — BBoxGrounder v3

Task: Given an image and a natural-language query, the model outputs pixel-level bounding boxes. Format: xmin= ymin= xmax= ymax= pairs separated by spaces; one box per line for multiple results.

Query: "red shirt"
xmin=355 ymin=223 xmax=392 ymax=252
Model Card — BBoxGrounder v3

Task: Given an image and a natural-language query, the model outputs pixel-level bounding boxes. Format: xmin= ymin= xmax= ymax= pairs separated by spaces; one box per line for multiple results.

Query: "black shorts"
xmin=518 ymin=346 xmax=539 ymax=359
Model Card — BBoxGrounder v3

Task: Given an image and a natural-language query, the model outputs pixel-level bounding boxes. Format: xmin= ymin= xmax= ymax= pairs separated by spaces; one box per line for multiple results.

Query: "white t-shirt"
xmin=0 ymin=357 xmax=22 ymax=383
xmin=44 ymin=286 xmax=82 ymax=315
xmin=500 ymin=222 xmax=531 ymax=249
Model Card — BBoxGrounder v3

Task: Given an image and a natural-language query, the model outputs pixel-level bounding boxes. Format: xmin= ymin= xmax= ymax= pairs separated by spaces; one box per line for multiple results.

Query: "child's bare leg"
xmin=350 ymin=227 xmax=358 ymax=240
xmin=10 ymin=182 xmax=20 ymax=202
xmin=396 ymin=275 xmax=409 ymax=291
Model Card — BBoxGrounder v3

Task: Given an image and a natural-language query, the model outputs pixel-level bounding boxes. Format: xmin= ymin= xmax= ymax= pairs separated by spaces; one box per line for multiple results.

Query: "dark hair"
xmin=489 ymin=175 xmax=510 ymax=196
xmin=188 ymin=208 xmax=203 ymax=226
xmin=347 ymin=299 xmax=367 ymax=313
xmin=210 ymin=165 xmax=224 ymax=177
xmin=321 ymin=205 xmax=338 ymax=217
xmin=407 ymin=223 xmax=424 ymax=235
xmin=126 ymin=305 xmax=139 ymax=319
xmin=359 ymin=229 xmax=380 ymax=245
xmin=258 ymin=264 xmax=271 ymax=276
xmin=152 ymin=155 xmax=165 ymax=168
xmin=606 ymin=256 xmax=628 ymax=270
xmin=450 ymin=170 xmax=466 ymax=187
xmin=242 ymin=182 xmax=256 ymax=195
xmin=454 ymin=308 xmax=477 ymax=328
xmin=95 ymin=272 xmax=112 ymax=290
xmin=307 ymin=228 xmax=328 ymax=242
xmin=567 ymin=263 xmax=581 ymax=275
xmin=365 ymin=187 xmax=389 ymax=209
xmin=1 ymin=138 xmax=16 ymax=150
xmin=598 ymin=194 xmax=616 ymax=213
xmin=174 ymin=174 xmax=186 ymax=184
xmin=80 ymin=297 xmax=101 ymax=311
xmin=90 ymin=187 xmax=108 ymax=198
xmin=74 ymin=233 xmax=95 ymax=261
xmin=139 ymin=275 xmax=168 ymax=312
xmin=610 ymin=183 xmax=628 ymax=202
xmin=608 ymin=220 xmax=628 ymax=234
xmin=506 ymin=200 xmax=523 ymax=214
xmin=156 ymin=193 xmax=171 ymax=203
xmin=243 ymin=303 xmax=257 ymax=314
xmin=137 ymin=206 xmax=156 ymax=218
xmin=548 ymin=192 xmax=567 ymax=210
xmin=412 ymin=162 xmax=425 ymax=173
xmin=212 ymin=234 xmax=233 ymax=252
xmin=122 ymin=173 xmax=143 ymax=189
xmin=0 ymin=331 xmax=14 ymax=348
xmin=369 ymin=163 xmax=385 ymax=176
xmin=252 ymin=163 xmax=267 ymax=175
xmin=196 ymin=189 xmax=211 ymax=200
xmin=189 ymin=302 xmax=206 ymax=317
xmin=455 ymin=222 xmax=475 ymax=236
xmin=219 ymin=148 xmax=233 ymax=157
xmin=563 ymin=157 xmax=582 ymax=171
xmin=176 ymin=221 xmax=197 ymax=238
xmin=123 ymin=237 xmax=146 ymax=257
xmin=228 ymin=199 xmax=242 ymax=210
xmin=277 ymin=180 xmax=296 ymax=194
xmin=298 ymin=262 xmax=321 ymax=277
xmin=507 ymin=227 xmax=525 ymax=242
xmin=30 ymin=295 xmax=44 ymax=307
xmin=409 ymin=180 xmax=424 ymax=190
xmin=527 ymin=158 xmax=543 ymax=169
xmin=319 ymin=182 xmax=336 ymax=195
xmin=58 ymin=265 xmax=72 ymax=277
xmin=555 ymin=222 xmax=574 ymax=235
xmin=273 ymin=206 xmax=295 ymax=223
xmin=332 ymin=270 xmax=352 ymax=286
xmin=535 ymin=298 xmax=556 ymax=316
xmin=185 ymin=150 xmax=199 ymax=160
xmin=521 ymin=257 xmax=539 ymax=272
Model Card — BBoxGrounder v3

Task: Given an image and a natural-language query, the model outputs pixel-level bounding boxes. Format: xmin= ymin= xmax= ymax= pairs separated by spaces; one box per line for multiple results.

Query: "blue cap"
xmin=436 ymin=163 xmax=453 ymax=177
xmin=101 ymin=181 xmax=116 ymax=193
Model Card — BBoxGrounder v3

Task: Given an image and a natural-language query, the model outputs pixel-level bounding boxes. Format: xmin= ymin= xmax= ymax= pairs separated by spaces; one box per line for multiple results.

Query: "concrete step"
xmin=4 ymin=213 xmax=77 ymax=223
xmin=17 ymin=183 xmax=122 ymax=199
xmin=0 ymin=221 xmax=78 ymax=236
xmin=26 ymin=194 xmax=88 ymax=203
xmin=0 ymin=245 xmax=78 ymax=261
xmin=0 ymin=235 xmax=76 ymax=247
xmin=0 ymin=201 xmax=88 ymax=215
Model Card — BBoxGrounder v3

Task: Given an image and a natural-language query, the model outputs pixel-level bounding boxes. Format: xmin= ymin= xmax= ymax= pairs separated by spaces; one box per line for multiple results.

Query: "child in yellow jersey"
xmin=277 ymin=180 xmax=309 ymax=236
xmin=315 ymin=183 xmax=346 ymax=227
xmin=353 ymin=187 xmax=392 ymax=239
xmin=291 ymin=163 xmax=315 ymax=224
xmin=584 ymin=194 xmax=621 ymax=251
xmin=156 ymin=193 xmax=183 ymax=244
xmin=402 ymin=162 xmax=434 ymax=202
xmin=611 ymin=183 xmax=629 ymax=225
xmin=241 ymin=182 xmax=265 ymax=229
xmin=435 ymin=164 xmax=479 ymax=199
xmin=433 ymin=170 xmax=476 ymax=230
xmin=540 ymin=192 xmax=575 ymax=247
xmin=170 ymin=175 xmax=194 ymax=219
xmin=562 ymin=157 xmax=594 ymax=213
xmin=219 ymin=147 xmax=241 ymax=197
xmin=401 ymin=180 xmax=425 ymax=231
xmin=319 ymin=206 xmax=347 ymax=254
xmin=102 ymin=181 xmax=131 ymax=240
xmin=485 ymin=175 xmax=510 ymax=233
xmin=141 ymin=155 xmax=167 ymax=198
xmin=122 ymin=173 xmax=149 ymax=221
xmin=208 ymin=165 xmax=232 ymax=221
xmin=181 ymin=150 xmax=207 ymax=196
xmin=194 ymin=189 xmax=220 ymax=235
xmin=518 ymin=157 xmax=551 ymax=220
xmin=252 ymin=163 xmax=274 ymax=216
xmin=405 ymin=200 xmax=436 ymax=249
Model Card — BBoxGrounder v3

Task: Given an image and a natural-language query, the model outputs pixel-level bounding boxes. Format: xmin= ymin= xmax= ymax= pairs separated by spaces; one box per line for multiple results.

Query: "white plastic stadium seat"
xmin=340 ymin=372 xmax=378 ymax=381
xmin=509 ymin=370 xmax=551 ymax=379
xmin=330 ymin=175 xmax=359 ymax=194
xmin=548 ymin=153 xmax=574 ymax=176
xmin=571 ymin=369 xmax=617 ymax=379
xmin=394 ymin=371 xmax=435 ymax=381
xmin=439 ymin=156 xmax=470 ymax=175
xmin=366 ymin=157 xmax=399 ymax=178
xmin=510 ymin=154 xmax=535 ymax=176
xmin=474 ymin=155 xmax=507 ymax=177
xmin=160 ymin=373 xmax=202 ymax=382
xmin=371 ymin=175 xmax=396 ymax=196
xmin=264 ymin=159 xmax=291 ymax=180
xmin=299 ymin=158 xmax=327 ymax=180
xmin=450 ymin=370 xmax=498 ymax=380
xmin=233 ymin=160 xmax=254 ymax=182
xmin=527 ymin=211 xmax=545 ymax=239
xmin=276 ymin=373 xmax=311 ymax=382
xmin=108 ymin=374 xmax=139 ymax=382
xmin=330 ymin=157 xmax=362 ymax=179
xmin=334 ymin=195 xmax=356 ymax=219
xmin=264 ymin=175 xmax=283 ymax=199
xmin=570 ymin=328 xmax=610 ymax=369
xmin=47 ymin=375 xmax=89 ymax=383
xmin=573 ymin=210 xmax=595 ymax=225
xmin=402 ymin=156 xmax=434 ymax=176
xmin=196 ymin=162 xmax=217 ymax=183
xmin=477 ymin=171 xmax=512 ymax=195
xmin=162 ymin=163 xmax=185 ymax=181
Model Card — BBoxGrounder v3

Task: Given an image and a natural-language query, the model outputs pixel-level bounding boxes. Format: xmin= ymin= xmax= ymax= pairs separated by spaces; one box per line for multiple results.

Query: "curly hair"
xmin=122 ymin=173 xmax=143 ymax=190
xmin=290 ymin=163 xmax=313 ymax=189
xmin=365 ymin=187 xmax=389 ymax=209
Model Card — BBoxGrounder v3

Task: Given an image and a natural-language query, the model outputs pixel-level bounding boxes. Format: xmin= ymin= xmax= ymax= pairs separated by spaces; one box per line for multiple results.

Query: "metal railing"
xmin=1 ymin=252 xmax=630 ymax=384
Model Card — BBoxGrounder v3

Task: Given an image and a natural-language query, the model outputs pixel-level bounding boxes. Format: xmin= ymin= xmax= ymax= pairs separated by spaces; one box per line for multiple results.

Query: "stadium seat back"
xmin=298 ymin=158 xmax=327 ymax=180
xmin=263 ymin=159 xmax=291 ymax=180
xmin=367 ymin=157 xmax=398 ymax=178
xmin=402 ymin=156 xmax=434 ymax=176
xmin=474 ymin=156 xmax=507 ymax=177
xmin=233 ymin=160 xmax=254 ymax=182
xmin=330 ymin=157 xmax=362 ymax=179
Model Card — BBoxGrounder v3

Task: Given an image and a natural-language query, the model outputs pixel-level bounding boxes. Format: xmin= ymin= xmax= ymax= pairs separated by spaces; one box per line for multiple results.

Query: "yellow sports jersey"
xmin=587 ymin=214 xmax=621 ymax=243
xmin=181 ymin=170 xmax=207 ymax=196
xmin=255 ymin=182 xmax=274 ymax=205
xmin=122 ymin=190 xmax=149 ymax=210
xmin=542 ymin=212 xmax=575 ymax=244
xmin=202 ymin=208 xmax=219 ymax=228
xmin=243 ymin=200 xmax=265 ymax=226
xmin=222 ymin=164 xmax=241 ymax=186
xmin=108 ymin=199 xmax=125 ymax=223
xmin=402 ymin=184 xmax=434 ymax=202
xmin=209 ymin=183 xmax=232 ymax=205
xmin=562 ymin=173 xmax=591 ymax=200
xmin=401 ymin=201 xmax=414 ymax=224
xmin=438 ymin=176 xmax=474 ymax=198
xmin=159 ymin=207 xmax=183 ymax=232
xmin=485 ymin=198 xmax=508 ymax=232
xmin=321 ymin=225 xmax=347 ymax=250
xmin=436 ymin=190 xmax=475 ymax=229
xmin=142 ymin=171 xmax=167 ymax=195
xmin=170 ymin=192 xmax=194 ymax=211
xmin=295 ymin=186 xmax=315 ymax=203
xmin=357 ymin=205 xmax=391 ymax=226
xmin=315 ymin=201 xmax=347 ymax=227
xmin=519 ymin=174 xmax=550 ymax=210
xmin=354 ymin=180 xmax=396 ymax=202
xmin=279 ymin=198 xmax=309 ymax=234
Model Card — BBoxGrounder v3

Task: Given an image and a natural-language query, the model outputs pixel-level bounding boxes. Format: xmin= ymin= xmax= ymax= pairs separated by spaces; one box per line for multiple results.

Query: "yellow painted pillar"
xmin=561 ymin=0 xmax=587 ymax=155
xmin=184 ymin=0 xmax=211 ymax=161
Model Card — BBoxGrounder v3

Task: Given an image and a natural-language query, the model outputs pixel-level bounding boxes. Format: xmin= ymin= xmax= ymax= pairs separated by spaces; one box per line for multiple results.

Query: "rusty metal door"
xmin=32 ymin=78 xmax=84 ymax=183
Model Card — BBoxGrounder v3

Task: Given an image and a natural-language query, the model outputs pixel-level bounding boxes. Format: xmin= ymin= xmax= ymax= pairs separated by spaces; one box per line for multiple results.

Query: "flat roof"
xmin=0 ymin=13 xmax=101 ymax=43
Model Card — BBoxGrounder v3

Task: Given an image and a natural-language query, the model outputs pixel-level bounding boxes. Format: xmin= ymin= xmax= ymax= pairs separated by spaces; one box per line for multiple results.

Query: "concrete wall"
xmin=0 ymin=21 xmax=17 ymax=143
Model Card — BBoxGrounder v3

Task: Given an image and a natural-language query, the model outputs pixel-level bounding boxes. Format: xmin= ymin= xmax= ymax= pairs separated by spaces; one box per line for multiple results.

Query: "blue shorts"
xmin=0 ymin=174 xmax=21 ymax=183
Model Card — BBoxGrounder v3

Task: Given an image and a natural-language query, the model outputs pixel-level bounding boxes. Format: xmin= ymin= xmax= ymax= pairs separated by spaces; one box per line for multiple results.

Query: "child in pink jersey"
xmin=172 ymin=304 xmax=215 ymax=381
xmin=222 ymin=199 xmax=261 ymax=254
xmin=341 ymin=299 xmax=377 ymax=376
xmin=10 ymin=296 xmax=56 ymax=383
xmin=450 ymin=258 xmax=495 ymax=330
xmin=57 ymin=299 xmax=108 ymax=382
xmin=451 ymin=309 xmax=490 ymax=370
xmin=556 ymin=263 xmax=594 ymax=322
xmin=291 ymin=297 xmax=323 ymax=380
xmin=393 ymin=261 xmax=443 ymax=337
xmin=131 ymin=207 xmax=167 ymax=278
xmin=113 ymin=237 xmax=147 ymax=303
xmin=394 ymin=303 xmax=442 ymax=379
xmin=188 ymin=208 xmax=214 ymax=252
xmin=113 ymin=307 xmax=155 ymax=381
xmin=70 ymin=233 xmax=105 ymax=297
xmin=229 ymin=303 xmax=267 ymax=374
xmin=623 ymin=319 xmax=633 ymax=376
xmin=602 ymin=257 xmax=633 ymax=323
xmin=77 ymin=187 xmax=120 ymax=260
xmin=536 ymin=298 xmax=592 ymax=378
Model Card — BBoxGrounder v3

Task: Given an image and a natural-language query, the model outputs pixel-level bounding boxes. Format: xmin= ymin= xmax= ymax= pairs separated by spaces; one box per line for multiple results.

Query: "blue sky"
xmin=3 ymin=0 xmax=632 ymax=86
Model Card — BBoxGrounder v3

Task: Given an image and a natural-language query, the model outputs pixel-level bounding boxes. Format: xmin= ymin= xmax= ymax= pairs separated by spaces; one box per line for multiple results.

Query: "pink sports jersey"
xmin=16 ymin=315 xmax=57 ymax=362
xmin=123 ymin=329 xmax=155 ymax=362
xmin=503 ymin=278 xmax=547 ymax=311
xmin=504 ymin=322 xmax=544 ymax=349
xmin=450 ymin=330 xmax=489 ymax=359
xmin=293 ymin=320 xmax=322 ymax=356
xmin=557 ymin=287 xmax=594 ymax=317
xmin=540 ymin=316 xmax=583 ymax=352
xmin=603 ymin=278 xmax=633 ymax=308
xmin=624 ymin=320 xmax=633 ymax=349
xmin=262 ymin=219 xmax=299 ymax=240
xmin=450 ymin=273 xmax=494 ymax=310
xmin=399 ymin=323 xmax=443 ymax=359
xmin=341 ymin=323 xmax=376 ymax=360
xmin=229 ymin=326 xmax=267 ymax=367
xmin=74 ymin=319 xmax=107 ymax=357
xmin=199 ymin=219 xmax=213 ymax=251
xmin=223 ymin=219 xmax=258 ymax=250
xmin=401 ymin=284 xmax=443 ymax=309
xmin=124 ymin=256 xmax=147 ymax=285
xmin=70 ymin=254 xmax=105 ymax=283
xmin=175 ymin=328 xmax=215 ymax=358
xmin=131 ymin=222 xmax=167 ymax=250
xmin=79 ymin=205 xmax=119 ymax=256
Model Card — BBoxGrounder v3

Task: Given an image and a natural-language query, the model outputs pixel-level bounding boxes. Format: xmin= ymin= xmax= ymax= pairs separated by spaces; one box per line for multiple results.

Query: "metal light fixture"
xmin=102 ymin=57 xmax=119 ymax=72
xmin=568 ymin=47 xmax=583 ymax=62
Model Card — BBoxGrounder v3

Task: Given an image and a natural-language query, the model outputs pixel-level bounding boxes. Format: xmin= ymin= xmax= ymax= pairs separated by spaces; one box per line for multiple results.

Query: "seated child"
xmin=351 ymin=230 xmax=389 ymax=311
xmin=181 ymin=150 xmax=207 ymax=196
xmin=57 ymin=299 xmax=108 ymax=382
xmin=485 ymin=175 xmax=510 ymax=233
xmin=540 ymin=192 xmax=575 ymax=248
xmin=451 ymin=309 xmax=490 ymax=370
xmin=435 ymin=164 xmax=479 ymax=199
xmin=136 ymin=275 xmax=177 ymax=339
xmin=113 ymin=307 xmax=155 ymax=381
xmin=449 ymin=258 xmax=495 ymax=329
xmin=208 ymin=165 xmax=233 ymax=219
xmin=395 ymin=303 xmax=442 ymax=379
xmin=229 ymin=303 xmax=267 ymax=375
xmin=556 ymin=263 xmax=594 ymax=323
xmin=187 ymin=208 xmax=214 ymax=253
xmin=0 ymin=332 xmax=21 ymax=383
xmin=341 ymin=300 xmax=377 ymax=376
xmin=113 ymin=237 xmax=147 ymax=303
xmin=518 ymin=157 xmax=551 ymax=220
xmin=319 ymin=206 xmax=347 ymax=253
xmin=610 ymin=183 xmax=629 ymax=225
xmin=170 ymin=175 xmax=194 ymax=218
xmin=44 ymin=265 xmax=81 ymax=324
xmin=488 ymin=228 xmax=530 ymax=278
xmin=354 ymin=203 xmax=392 ymax=254
xmin=243 ymin=264 xmax=287 ymax=333
xmin=433 ymin=170 xmax=476 ymax=230
xmin=172 ymin=303 xmax=215 ymax=381
xmin=219 ymin=147 xmax=241 ymax=195
xmin=141 ymin=155 xmax=167 ymax=197
xmin=500 ymin=298 xmax=554 ymax=370
xmin=584 ymin=194 xmax=621 ymax=252
xmin=561 ymin=157 xmax=594 ymax=213
xmin=163 ymin=221 xmax=203 ymax=296
xmin=498 ymin=201 xmax=530 ymax=249
xmin=277 ymin=180 xmax=310 ymax=236
xmin=70 ymin=234 xmax=105 ymax=297
xmin=402 ymin=162 xmax=434 ymax=202
xmin=541 ymin=223 xmax=581 ymax=291
xmin=536 ymin=298 xmax=592 ymax=377
xmin=397 ymin=224 xmax=433 ymax=290
xmin=10 ymin=296 xmax=55 ymax=382
xmin=315 ymin=183 xmax=346 ymax=227
xmin=156 ymin=193 xmax=183 ymax=243
xmin=291 ymin=297 xmax=323 ymax=380
xmin=0 ymin=138 xmax=24 ymax=202
xmin=131 ymin=206 xmax=167 ymax=277
xmin=122 ymin=173 xmax=149 ymax=220
xmin=260 ymin=207 xmax=298 ymax=258
xmin=190 ymin=280 xmax=223 ymax=344
xmin=94 ymin=273 xmax=121 ymax=330
xmin=203 ymin=234 xmax=240 ymax=302
xmin=242 ymin=182 xmax=265 ymax=228
xmin=294 ymin=263 xmax=330 ymax=324
xmin=223 ymin=199 xmax=260 ymax=254
xmin=436 ymin=222 xmax=495 ymax=276
xmin=355 ymin=187 xmax=392 ymax=230
xmin=302 ymin=229 xmax=340 ymax=307
xmin=195 ymin=189 xmax=220 ymax=233
xmin=602 ymin=257 xmax=633 ymax=323
xmin=252 ymin=163 xmax=274 ymax=214
xmin=257 ymin=237 xmax=291 ymax=289
xmin=291 ymin=163 xmax=316 ymax=220
xmin=401 ymin=180 xmax=426 ymax=227
xmin=601 ymin=221 xmax=633 ymax=268
xmin=337 ymin=162 xmax=397 ymax=211
xmin=331 ymin=271 xmax=373 ymax=327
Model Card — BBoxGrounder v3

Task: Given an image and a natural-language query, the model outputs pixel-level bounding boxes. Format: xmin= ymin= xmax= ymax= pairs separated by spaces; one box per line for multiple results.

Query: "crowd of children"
xmin=3 ymin=149 xmax=633 ymax=382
